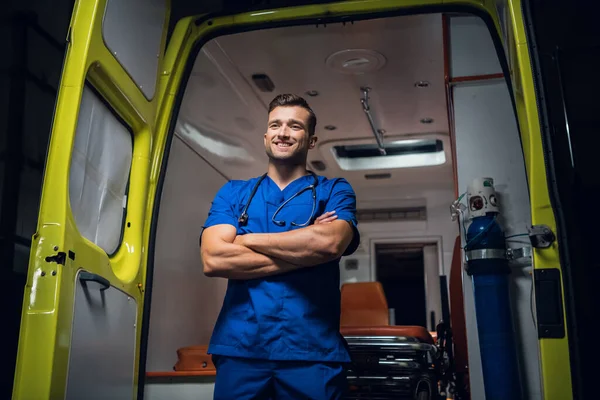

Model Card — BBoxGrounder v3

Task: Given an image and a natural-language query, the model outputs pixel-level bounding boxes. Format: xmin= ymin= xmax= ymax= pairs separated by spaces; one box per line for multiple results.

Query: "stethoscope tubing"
xmin=238 ymin=171 xmax=318 ymax=227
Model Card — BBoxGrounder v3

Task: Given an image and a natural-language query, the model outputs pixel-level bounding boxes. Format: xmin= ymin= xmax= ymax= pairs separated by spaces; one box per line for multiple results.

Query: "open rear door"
xmin=12 ymin=0 xmax=170 ymax=398
xmin=492 ymin=1 xmax=575 ymax=399
xmin=520 ymin=2 xmax=598 ymax=399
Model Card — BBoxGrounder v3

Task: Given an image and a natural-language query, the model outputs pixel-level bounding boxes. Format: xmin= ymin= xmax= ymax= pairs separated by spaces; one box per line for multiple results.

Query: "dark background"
xmin=375 ymin=244 xmax=428 ymax=328
xmin=524 ymin=1 xmax=600 ymax=399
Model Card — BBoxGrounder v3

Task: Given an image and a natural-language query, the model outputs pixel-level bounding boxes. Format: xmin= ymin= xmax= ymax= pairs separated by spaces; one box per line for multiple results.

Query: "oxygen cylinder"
xmin=465 ymin=178 xmax=522 ymax=400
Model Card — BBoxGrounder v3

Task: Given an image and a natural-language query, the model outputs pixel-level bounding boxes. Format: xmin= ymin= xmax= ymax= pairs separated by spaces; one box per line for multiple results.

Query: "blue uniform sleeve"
xmin=325 ymin=179 xmax=360 ymax=256
xmin=199 ymin=181 xmax=238 ymax=244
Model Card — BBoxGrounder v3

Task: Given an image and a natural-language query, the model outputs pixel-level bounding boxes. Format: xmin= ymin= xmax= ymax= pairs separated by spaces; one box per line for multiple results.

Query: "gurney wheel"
xmin=416 ymin=388 xmax=430 ymax=400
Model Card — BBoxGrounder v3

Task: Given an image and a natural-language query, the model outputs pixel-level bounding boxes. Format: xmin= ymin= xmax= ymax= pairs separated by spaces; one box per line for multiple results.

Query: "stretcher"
xmin=339 ymin=282 xmax=453 ymax=400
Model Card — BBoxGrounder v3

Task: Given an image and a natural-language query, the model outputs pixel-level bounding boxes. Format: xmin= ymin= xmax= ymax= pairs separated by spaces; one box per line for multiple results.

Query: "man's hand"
xmin=233 ymin=235 xmax=245 ymax=246
xmin=314 ymin=211 xmax=338 ymax=224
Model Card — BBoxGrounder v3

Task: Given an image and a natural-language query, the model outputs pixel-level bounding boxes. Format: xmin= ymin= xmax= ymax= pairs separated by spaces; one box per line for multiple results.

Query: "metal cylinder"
xmin=466 ymin=214 xmax=522 ymax=400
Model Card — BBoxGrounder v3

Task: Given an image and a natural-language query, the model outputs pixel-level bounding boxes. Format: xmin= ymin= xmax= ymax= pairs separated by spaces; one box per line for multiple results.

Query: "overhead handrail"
xmin=360 ymin=86 xmax=386 ymax=155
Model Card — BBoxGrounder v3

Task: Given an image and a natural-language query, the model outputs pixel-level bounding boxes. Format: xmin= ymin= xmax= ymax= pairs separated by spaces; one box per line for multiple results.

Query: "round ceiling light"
xmin=324 ymin=125 xmax=337 ymax=131
xmin=325 ymin=49 xmax=387 ymax=75
xmin=414 ymin=81 xmax=430 ymax=88
xmin=420 ymin=117 xmax=434 ymax=124
xmin=305 ymin=90 xmax=319 ymax=97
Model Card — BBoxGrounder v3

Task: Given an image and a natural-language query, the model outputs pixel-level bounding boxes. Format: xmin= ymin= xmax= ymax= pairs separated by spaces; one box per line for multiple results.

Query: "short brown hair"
xmin=268 ymin=94 xmax=317 ymax=136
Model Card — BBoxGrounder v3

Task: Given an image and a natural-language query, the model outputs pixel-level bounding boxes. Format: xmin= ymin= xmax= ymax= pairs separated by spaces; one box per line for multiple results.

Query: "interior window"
xmin=68 ymin=85 xmax=132 ymax=255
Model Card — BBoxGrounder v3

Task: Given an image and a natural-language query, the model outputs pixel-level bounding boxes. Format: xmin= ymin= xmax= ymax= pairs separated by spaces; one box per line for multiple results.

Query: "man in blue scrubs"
xmin=200 ymin=94 xmax=360 ymax=399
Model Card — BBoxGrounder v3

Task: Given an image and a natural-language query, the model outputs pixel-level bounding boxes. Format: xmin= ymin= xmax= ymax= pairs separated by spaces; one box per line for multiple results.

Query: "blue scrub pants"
xmin=212 ymin=356 xmax=348 ymax=399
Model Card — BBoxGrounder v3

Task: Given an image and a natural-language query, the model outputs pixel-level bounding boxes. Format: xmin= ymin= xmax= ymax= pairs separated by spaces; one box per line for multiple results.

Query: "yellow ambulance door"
xmin=490 ymin=0 xmax=574 ymax=399
xmin=12 ymin=0 xmax=170 ymax=399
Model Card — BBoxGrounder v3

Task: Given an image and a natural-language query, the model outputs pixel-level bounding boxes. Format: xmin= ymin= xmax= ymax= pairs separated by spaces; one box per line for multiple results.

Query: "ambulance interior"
xmin=144 ymin=11 xmax=539 ymax=400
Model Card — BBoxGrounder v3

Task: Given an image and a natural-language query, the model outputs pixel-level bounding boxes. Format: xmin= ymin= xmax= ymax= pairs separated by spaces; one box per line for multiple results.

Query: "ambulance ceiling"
xmin=176 ymin=13 xmax=455 ymax=202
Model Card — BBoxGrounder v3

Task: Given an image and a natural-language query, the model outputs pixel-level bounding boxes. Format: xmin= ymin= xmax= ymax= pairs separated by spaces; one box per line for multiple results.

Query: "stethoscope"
xmin=238 ymin=171 xmax=318 ymax=227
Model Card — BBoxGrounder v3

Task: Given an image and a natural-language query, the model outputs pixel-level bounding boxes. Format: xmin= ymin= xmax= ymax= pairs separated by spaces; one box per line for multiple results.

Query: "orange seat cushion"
xmin=340 ymin=282 xmax=390 ymax=326
xmin=173 ymin=345 xmax=216 ymax=372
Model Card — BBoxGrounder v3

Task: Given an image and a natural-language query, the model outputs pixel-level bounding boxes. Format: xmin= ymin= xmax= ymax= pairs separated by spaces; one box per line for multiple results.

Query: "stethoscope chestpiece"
xmin=238 ymin=213 xmax=249 ymax=226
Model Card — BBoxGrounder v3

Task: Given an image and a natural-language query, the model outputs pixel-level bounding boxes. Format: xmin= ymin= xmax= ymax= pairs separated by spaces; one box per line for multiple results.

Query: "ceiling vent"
xmin=356 ymin=206 xmax=427 ymax=223
xmin=251 ymin=73 xmax=275 ymax=92
xmin=365 ymin=173 xmax=391 ymax=180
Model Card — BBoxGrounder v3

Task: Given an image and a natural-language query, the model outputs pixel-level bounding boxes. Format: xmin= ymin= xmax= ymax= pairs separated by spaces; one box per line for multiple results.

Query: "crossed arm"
xmin=201 ymin=212 xmax=353 ymax=279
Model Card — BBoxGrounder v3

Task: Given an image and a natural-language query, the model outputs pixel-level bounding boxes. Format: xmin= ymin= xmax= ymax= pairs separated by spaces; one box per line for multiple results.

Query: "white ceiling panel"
xmin=176 ymin=12 xmax=453 ymax=200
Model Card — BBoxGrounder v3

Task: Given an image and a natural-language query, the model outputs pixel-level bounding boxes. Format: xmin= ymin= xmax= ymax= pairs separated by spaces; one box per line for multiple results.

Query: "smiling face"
xmin=264 ymin=105 xmax=317 ymax=165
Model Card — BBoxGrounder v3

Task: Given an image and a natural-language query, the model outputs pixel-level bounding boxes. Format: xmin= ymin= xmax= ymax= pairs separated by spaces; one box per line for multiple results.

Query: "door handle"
xmin=79 ymin=271 xmax=110 ymax=291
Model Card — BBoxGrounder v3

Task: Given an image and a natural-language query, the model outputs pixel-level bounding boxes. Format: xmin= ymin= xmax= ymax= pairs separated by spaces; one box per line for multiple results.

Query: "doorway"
xmin=372 ymin=239 xmax=443 ymax=331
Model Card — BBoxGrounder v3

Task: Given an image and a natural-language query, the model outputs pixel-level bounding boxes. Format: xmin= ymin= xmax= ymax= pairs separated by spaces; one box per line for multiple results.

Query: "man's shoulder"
xmin=316 ymin=175 xmax=355 ymax=192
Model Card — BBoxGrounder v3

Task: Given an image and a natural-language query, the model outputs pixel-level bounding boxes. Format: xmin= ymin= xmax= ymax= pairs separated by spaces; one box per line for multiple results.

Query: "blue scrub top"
xmin=200 ymin=174 xmax=360 ymax=363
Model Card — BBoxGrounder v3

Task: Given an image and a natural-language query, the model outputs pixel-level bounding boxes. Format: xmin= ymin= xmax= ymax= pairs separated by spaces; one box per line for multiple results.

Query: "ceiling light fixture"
xmin=330 ymin=139 xmax=446 ymax=171
xmin=414 ymin=81 xmax=430 ymax=88
xmin=305 ymin=90 xmax=319 ymax=97
xmin=325 ymin=49 xmax=387 ymax=75
xmin=324 ymin=125 xmax=337 ymax=131
xmin=420 ymin=117 xmax=434 ymax=124
xmin=176 ymin=121 xmax=255 ymax=163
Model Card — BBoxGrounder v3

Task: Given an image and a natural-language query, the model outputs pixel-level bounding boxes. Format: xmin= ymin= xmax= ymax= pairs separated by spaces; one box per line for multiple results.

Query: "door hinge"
xmin=528 ymin=225 xmax=556 ymax=248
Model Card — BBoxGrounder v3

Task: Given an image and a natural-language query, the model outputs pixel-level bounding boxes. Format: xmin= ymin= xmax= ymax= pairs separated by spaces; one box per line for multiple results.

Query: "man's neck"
xmin=267 ymin=162 xmax=308 ymax=190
